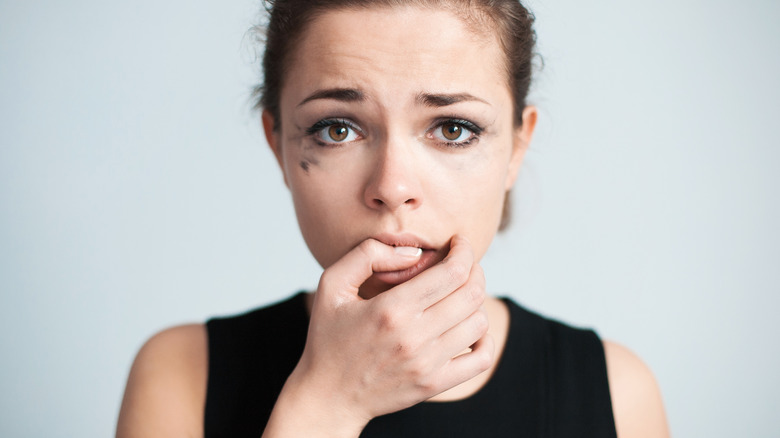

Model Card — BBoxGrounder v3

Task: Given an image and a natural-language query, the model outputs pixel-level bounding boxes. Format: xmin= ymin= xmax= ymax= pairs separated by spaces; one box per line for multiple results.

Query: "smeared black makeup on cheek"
xmin=290 ymin=125 xmax=322 ymax=174
xmin=298 ymin=153 xmax=320 ymax=173
xmin=298 ymin=159 xmax=319 ymax=173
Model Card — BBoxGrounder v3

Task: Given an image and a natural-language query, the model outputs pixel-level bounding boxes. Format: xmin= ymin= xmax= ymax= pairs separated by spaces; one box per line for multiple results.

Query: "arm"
xmin=115 ymin=237 xmax=489 ymax=437
xmin=116 ymin=324 xmax=208 ymax=438
xmin=604 ymin=341 xmax=670 ymax=438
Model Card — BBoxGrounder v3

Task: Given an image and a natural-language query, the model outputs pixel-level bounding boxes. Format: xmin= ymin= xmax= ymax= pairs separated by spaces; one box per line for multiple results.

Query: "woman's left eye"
xmin=429 ymin=121 xmax=480 ymax=145
xmin=308 ymin=120 xmax=361 ymax=145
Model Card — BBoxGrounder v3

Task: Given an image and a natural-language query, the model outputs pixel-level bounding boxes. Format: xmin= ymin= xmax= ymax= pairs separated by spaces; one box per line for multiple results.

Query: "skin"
xmin=117 ymin=6 xmax=669 ymax=438
xmin=272 ymin=8 xmax=522 ymax=300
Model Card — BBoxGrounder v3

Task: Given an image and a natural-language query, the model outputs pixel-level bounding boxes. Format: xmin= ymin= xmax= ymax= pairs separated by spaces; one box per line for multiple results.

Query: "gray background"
xmin=1 ymin=0 xmax=778 ymax=436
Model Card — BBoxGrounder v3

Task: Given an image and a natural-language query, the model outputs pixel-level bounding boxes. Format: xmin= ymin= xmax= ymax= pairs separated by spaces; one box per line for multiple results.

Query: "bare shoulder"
xmin=603 ymin=340 xmax=669 ymax=438
xmin=117 ymin=324 xmax=208 ymax=438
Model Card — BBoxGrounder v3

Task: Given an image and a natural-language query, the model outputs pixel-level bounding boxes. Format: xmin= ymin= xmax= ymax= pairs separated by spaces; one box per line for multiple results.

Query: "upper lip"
xmin=371 ymin=232 xmax=436 ymax=250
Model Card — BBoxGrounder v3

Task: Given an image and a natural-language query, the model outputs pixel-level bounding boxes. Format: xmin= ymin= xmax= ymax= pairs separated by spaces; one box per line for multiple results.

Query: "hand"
xmin=264 ymin=236 xmax=494 ymax=437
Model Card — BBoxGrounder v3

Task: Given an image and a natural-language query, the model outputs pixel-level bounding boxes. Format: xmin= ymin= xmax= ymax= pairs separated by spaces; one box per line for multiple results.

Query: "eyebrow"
xmin=298 ymin=88 xmax=365 ymax=107
xmin=416 ymin=92 xmax=490 ymax=107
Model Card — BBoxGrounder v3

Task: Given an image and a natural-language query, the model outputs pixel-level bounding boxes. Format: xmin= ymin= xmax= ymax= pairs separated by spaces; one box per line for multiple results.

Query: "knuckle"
xmin=416 ymin=378 xmax=437 ymax=395
xmin=472 ymin=264 xmax=486 ymax=287
xmin=421 ymin=284 xmax=439 ymax=303
xmin=318 ymin=269 xmax=337 ymax=291
xmin=376 ymin=307 xmax=400 ymax=332
xmin=466 ymin=282 xmax=486 ymax=306
xmin=472 ymin=311 xmax=489 ymax=335
xmin=475 ymin=348 xmax=493 ymax=372
xmin=410 ymin=366 xmax=437 ymax=391
xmin=374 ymin=301 xmax=413 ymax=334
xmin=356 ymin=239 xmax=378 ymax=259
xmin=445 ymin=260 xmax=469 ymax=285
xmin=454 ymin=236 xmax=475 ymax=261
xmin=407 ymin=357 xmax=427 ymax=377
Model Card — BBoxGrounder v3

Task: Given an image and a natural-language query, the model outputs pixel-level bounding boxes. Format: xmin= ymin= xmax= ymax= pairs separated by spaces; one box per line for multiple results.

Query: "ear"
xmin=505 ymin=105 xmax=538 ymax=190
xmin=262 ymin=109 xmax=288 ymax=187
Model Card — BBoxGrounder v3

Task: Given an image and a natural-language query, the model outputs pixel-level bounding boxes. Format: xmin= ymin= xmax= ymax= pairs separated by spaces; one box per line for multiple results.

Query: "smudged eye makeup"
xmin=304 ymin=117 xmax=483 ymax=148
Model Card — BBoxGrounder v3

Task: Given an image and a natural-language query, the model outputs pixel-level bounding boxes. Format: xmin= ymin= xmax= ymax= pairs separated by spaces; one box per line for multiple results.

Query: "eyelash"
xmin=304 ymin=117 xmax=484 ymax=148
xmin=430 ymin=118 xmax=483 ymax=148
xmin=305 ymin=118 xmax=363 ymax=146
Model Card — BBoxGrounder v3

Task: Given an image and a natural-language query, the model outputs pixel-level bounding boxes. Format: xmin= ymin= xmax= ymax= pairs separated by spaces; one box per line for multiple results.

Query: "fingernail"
xmin=394 ymin=246 xmax=422 ymax=257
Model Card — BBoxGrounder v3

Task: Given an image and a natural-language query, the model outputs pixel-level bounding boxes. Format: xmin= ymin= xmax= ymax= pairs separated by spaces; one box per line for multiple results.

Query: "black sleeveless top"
xmin=204 ymin=293 xmax=617 ymax=437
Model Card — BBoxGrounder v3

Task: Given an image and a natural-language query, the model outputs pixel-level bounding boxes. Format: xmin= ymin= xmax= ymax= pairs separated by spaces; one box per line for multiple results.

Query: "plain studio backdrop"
xmin=1 ymin=0 xmax=778 ymax=436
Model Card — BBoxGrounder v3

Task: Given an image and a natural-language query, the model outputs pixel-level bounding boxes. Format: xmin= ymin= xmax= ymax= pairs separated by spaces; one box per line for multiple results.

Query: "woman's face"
xmin=265 ymin=6 xmax=536 ymax=298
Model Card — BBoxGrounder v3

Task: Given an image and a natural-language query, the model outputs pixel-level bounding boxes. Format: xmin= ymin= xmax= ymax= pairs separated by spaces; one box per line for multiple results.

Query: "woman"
xmin=117 ymin=1 xmax=669 ymax=436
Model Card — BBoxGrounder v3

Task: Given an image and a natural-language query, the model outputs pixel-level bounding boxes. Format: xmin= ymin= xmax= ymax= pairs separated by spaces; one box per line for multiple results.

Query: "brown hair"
xmin=254 ymin=0 xmax=537 ymax=230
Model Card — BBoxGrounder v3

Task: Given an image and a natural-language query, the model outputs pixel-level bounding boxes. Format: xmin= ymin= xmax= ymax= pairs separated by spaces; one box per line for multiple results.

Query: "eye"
xmin=439 ymin=123 xmax=469 ymax=141
xmin=429 ymin=119 xmax=482 ymax=146
xmin=307 ymin=119 xmax=361 ymax=145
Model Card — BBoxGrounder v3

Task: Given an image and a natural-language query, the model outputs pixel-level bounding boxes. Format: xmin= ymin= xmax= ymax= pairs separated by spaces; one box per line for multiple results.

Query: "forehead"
xmin=282 ymin=6 xmax=510 ymax=109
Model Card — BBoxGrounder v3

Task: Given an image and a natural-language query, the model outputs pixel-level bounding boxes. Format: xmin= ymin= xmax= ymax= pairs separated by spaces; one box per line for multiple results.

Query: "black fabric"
xmin=204 ymin=292 xmax=617 ymax=437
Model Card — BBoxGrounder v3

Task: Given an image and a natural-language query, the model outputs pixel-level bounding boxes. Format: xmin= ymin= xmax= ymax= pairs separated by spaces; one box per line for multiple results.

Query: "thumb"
xmin=317 ymin=239 xmax=422 ymax=302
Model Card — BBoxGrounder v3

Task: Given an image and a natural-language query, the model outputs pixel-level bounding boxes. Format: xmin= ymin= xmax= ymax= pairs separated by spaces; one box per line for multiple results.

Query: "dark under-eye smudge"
xmin=299 ymin=156 xmax=319 ymax=173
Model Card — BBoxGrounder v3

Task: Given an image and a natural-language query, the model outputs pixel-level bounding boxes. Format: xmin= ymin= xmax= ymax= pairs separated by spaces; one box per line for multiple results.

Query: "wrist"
xmin=263 ymin=368 xmax=369 ymax=438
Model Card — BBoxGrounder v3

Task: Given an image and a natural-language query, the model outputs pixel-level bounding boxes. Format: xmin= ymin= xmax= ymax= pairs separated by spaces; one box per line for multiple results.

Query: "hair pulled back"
xmin=255 ymin=0 xmax=536 ymax=129
xmin=254 ymin=0 xmax=537 ymax=231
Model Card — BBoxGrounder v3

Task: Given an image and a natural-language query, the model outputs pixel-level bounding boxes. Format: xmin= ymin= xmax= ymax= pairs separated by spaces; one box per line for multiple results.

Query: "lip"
xmin=370 ymin=232 xmax=444 ymax=285
xmin=371 ymin=248 xmax=440 ymax=285
xmin=371 ymin=232 xmax=436 ymax=250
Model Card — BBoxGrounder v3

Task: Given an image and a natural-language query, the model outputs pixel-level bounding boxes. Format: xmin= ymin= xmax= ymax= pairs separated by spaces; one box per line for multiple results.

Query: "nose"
xmin=363 ymin=141 xmax=423 ymax=212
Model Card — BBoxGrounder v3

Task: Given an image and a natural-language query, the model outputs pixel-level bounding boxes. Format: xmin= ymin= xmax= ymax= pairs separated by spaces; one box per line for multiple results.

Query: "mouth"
xmin=371 ymin=232 xmax=436 ymax=250
xmin=369 ymin=233 xmax=443 ymax=285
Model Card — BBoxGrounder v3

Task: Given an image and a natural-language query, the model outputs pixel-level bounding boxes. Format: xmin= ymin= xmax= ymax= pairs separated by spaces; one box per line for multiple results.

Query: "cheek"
xmin=435 ymin=144 xmax=511 ymax=204
xmin=439 ymin=143 xmax=513 ymax=252
xmin=288 ymin=166 xmax=356 ymax=226
xmin=285 ymin=154 xmax=369 ymax=267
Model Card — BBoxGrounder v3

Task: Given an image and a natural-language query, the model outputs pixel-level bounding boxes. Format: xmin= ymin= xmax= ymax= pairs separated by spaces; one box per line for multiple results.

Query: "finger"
xmin=432 ymin=333 xmax=495 ymax=396
xmin=432 ymin=307 xmax=489 ymax=365
xmin=393 ymin=235 xmax=474 ymax=309
xmin=423 ymin=264 xmax=486 ymax=336
xmin=318 ymin=238 xmax=422 ymax=300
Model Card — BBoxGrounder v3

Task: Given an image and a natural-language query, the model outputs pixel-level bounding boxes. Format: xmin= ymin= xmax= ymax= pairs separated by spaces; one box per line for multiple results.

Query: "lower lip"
xmin=372 ymin=249 xmax=440 ymax=285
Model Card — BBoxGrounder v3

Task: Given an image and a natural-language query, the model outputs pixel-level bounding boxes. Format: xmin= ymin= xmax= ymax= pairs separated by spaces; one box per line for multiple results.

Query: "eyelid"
xmin=428 ymin=118 xmax=484 ymax=147
xmin=305 ymin=118 xmax=364 ymax=145
xmin=305 ymin=118 xmax=362 ymax=135
xmin=304 ymin=117 xmax=483 ymax=147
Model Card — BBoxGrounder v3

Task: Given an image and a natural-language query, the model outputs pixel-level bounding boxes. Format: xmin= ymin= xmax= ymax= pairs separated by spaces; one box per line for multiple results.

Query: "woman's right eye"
xmin=307 ymin=120 xmax=361 ymax=145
